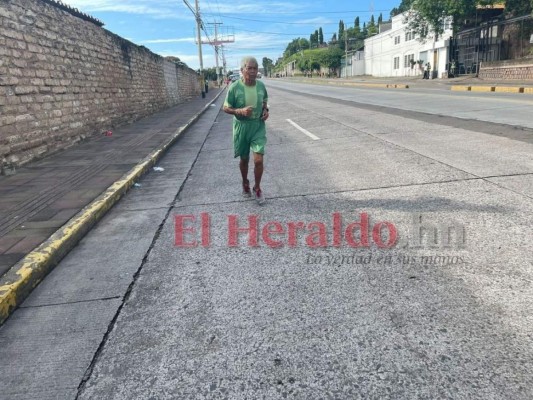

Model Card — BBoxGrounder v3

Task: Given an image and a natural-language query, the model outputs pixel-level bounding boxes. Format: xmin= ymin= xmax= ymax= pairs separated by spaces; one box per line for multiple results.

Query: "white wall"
xmin=342 ymin=51 xmax=365 ymax=77
xmin=364 ymin=12 xmax=453 ymax=78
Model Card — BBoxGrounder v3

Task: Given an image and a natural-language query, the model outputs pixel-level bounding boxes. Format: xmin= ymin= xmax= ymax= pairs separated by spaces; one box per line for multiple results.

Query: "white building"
xmin=364 ymin=12 xmax=454 ymax=78
xmin=341 ymin=51 xmax=365 ymax=77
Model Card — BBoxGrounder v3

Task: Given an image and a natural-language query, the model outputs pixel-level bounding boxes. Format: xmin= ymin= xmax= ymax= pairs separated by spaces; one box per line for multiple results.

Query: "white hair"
xmin=241 ymin=56 xmax=258 ymax=69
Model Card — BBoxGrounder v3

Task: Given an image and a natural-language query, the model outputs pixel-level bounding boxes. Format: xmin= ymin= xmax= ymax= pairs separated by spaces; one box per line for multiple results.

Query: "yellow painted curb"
xmin=470 ymin=86 xmax=495 ymax=92
xmin=451 ymin=85 xmax=471 ymax=91
xmin=0 ymin=163 xmax=150 ymax=322
xmin=523 ymin=87 xmax=533 ymax=94
xmin=360 ymin=83 xmax=388 ymax=88
xmin=494 ymin=86 xmax=524 ymax=93
xmin=389 ymin=84 xmax=409 ymax=89
xmin=0 ymin=90 xmax=225 ymax=325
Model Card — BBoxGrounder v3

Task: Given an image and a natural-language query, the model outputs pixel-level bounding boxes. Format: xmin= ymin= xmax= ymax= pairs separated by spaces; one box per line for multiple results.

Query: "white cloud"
xmin=142 ymin=37 xmax=196 ymax=44
xmin=140 ymin=31 xmax=287 ymax=48
xmin=156 ymin=52 xmax=200 ymax=66
xmin=64 ymin=0 xmax=304 ymax=19
xmin=214 ymin=2 xmax=305 ymax=14
xmin=294 ymin=17 xmax=334 ymax=25
xmin=64 ymin=0 xmax=191 ymax=19
xmin=230 ymin=33 xmax=289 ymax=50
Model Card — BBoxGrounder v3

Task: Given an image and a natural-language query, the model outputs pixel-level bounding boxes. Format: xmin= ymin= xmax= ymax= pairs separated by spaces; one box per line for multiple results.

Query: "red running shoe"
xmin=242 ymin=180 xmax=251 ymax=198
xmin=253 ymin=186 xmax=265 ymax=204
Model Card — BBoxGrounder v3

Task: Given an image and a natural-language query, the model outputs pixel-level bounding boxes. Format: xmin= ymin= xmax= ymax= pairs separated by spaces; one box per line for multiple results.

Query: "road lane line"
xmin=286 ymin=119 xmax=320 ymax=140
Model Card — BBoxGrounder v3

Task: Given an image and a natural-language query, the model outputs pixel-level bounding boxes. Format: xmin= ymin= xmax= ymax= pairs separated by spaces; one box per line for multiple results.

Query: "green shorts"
xmin=233 ymin=118 xmax=267 ymax=159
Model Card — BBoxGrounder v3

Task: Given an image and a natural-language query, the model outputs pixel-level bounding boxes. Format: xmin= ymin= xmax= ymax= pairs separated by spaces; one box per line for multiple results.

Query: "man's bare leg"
xmin=240 ymin=157 xmax=251 ymax=196
xmin=253 ymin=152 xmax=264 ymax=190
xmin=239 ymin=157 xmax=249 ymax=182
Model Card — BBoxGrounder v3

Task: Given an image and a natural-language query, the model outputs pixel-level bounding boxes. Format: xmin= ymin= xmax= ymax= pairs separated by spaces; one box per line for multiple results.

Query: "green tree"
xmin=405 ymin=0 xmax=477 ymax=40
xmin=353 ymin=17 xmax=361 ymax=39
xmin=204 ymin=67 xmax=218 ymax=81
xmin=319 ymin=27 xmax=324 ymax=44
xmin=505 ymin=0 xmax=532 ymax=16
xmin=367 ymin=14 xmax=378 ymax=36
xmin=378 ymin=13 xmax=383 ymax=24
xmin=338 ymin=20 xmax=345 ymax=50
xmin=344 ymin=27 xmax=364 ymax=51
xmin=320 ymin=47 xmax=344 ymax=74
xmin=283 ymin=37 xmax=310 ymax=58
xmin=310 ymin=59 xmax=321 ymax=72
xmin=310 ymin=29 xmax=319 ymax=48
xmin=297 ymin=57 xmax=310 ymax=72
xmin=390 ymin=0 xmax=413 ymax=18
xmin=262 ymin=57 xmax=274 ymax=77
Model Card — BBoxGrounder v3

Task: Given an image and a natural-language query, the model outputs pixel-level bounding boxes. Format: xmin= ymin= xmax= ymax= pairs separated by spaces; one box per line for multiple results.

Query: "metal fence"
xmin=448 ymin=14 xmax=533 ymax=76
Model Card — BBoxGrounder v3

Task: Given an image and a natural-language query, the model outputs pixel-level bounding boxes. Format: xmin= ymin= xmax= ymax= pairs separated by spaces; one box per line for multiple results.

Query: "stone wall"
xmin=0 ymin=0 xmax=200 ymax=169
xmin=479 ymin=58 xmax=533 ymax=80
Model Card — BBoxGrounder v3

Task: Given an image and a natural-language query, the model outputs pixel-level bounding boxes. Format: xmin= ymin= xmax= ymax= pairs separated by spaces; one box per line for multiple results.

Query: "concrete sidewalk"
xmin=0 ymin=87 xmax=224 ymax=324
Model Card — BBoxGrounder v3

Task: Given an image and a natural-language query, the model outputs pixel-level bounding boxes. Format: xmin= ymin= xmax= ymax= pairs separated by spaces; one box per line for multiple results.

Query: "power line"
xmin=234 ymin=28 xmax=336 ymax=36
xmin=182 ymin=0 xmax=196 ymax=15
xmin=203 ymin=9 xmax=389 ymax=16
xmin=200 ymin=15 xmax=349 ymax=25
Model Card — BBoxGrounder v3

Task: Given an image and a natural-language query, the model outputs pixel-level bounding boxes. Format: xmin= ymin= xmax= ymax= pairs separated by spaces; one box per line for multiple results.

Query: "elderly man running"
xmin=223 ymin=56 xmax=269 ymax=204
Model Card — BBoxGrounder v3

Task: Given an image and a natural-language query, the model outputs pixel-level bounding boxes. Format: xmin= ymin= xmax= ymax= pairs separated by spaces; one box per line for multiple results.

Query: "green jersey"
xmin=224 ymin=79 xmax=268 ymax=120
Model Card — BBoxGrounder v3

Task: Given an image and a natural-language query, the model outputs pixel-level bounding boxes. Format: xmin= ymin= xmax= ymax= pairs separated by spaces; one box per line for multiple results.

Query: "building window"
xmin=404 ymin=54 xmax=414 ymax=68
xmin=443 ymin=17 xmax=452 ymax=31
xmin=394 ymin=57 xmax=400 ymax=69
xmin=394 ymin=35 xmax=400 ymax=45
xmin=405 ymin=31 xmax=414 ymax=41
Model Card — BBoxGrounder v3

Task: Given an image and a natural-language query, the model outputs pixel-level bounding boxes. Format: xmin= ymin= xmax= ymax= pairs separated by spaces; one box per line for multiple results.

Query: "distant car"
xmin=257 ymin=72 xmax=262 ymax=78
xmin=230 ymin=74 xmax=240 ymax=82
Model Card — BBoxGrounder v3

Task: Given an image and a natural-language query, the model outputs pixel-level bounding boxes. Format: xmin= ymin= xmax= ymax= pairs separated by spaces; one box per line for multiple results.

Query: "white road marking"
xmin=286 ymin=119 xmax=320 ymax=140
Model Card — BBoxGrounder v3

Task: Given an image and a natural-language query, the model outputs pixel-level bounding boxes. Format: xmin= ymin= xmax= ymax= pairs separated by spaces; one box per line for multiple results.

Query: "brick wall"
xmin=479 ymin=59 xmax=533 ymax=80
xmin=0 ymin=0 xmax=201 ymax=169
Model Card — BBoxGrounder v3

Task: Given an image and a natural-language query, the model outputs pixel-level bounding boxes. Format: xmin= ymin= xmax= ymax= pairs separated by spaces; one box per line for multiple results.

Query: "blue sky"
xmin=65 ymin=0 xmax=400 ymax=71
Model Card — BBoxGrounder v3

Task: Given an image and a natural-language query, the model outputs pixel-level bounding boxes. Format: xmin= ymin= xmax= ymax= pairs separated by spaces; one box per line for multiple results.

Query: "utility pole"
xmin=202 ymin=23 xmax=234 ymax=86
xmin=194 ymin=0 xmax=205 ymax=98
xmin=221 ymin=45 xmax=227 ymax=77
xmin=183 ymin=0 xmax=205 ymax=97
xmin=207 ymin=22 xmax=223 ymax=86
xmin=214 ymin=23 xmax=220 ymax=86
xmin=344 ymin=31 xmax=349 ymax=78
xmin=184 ymin=0 xmax=234 ymax=91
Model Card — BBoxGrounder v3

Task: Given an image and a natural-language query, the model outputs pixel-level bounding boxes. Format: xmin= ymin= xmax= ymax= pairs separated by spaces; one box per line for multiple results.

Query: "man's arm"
xmin=261 ymin=93 xmax=269 ymax=121
xmin=223 ymin=105 xmax=248 ymax=117
xmin=260 ymin=101 xmax=269 ymax=121
xmin=261 ymin=83 xmax=269 ymax=121
xmin=224 ymin=105 xmax=253 ymax=117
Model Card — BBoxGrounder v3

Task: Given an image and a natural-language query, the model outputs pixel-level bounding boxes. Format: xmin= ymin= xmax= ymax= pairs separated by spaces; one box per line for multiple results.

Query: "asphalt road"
xmin=1 ymin=84 xmax=532 ymax=399
xmin=267 ymin=78 xmax=533 ymax=130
